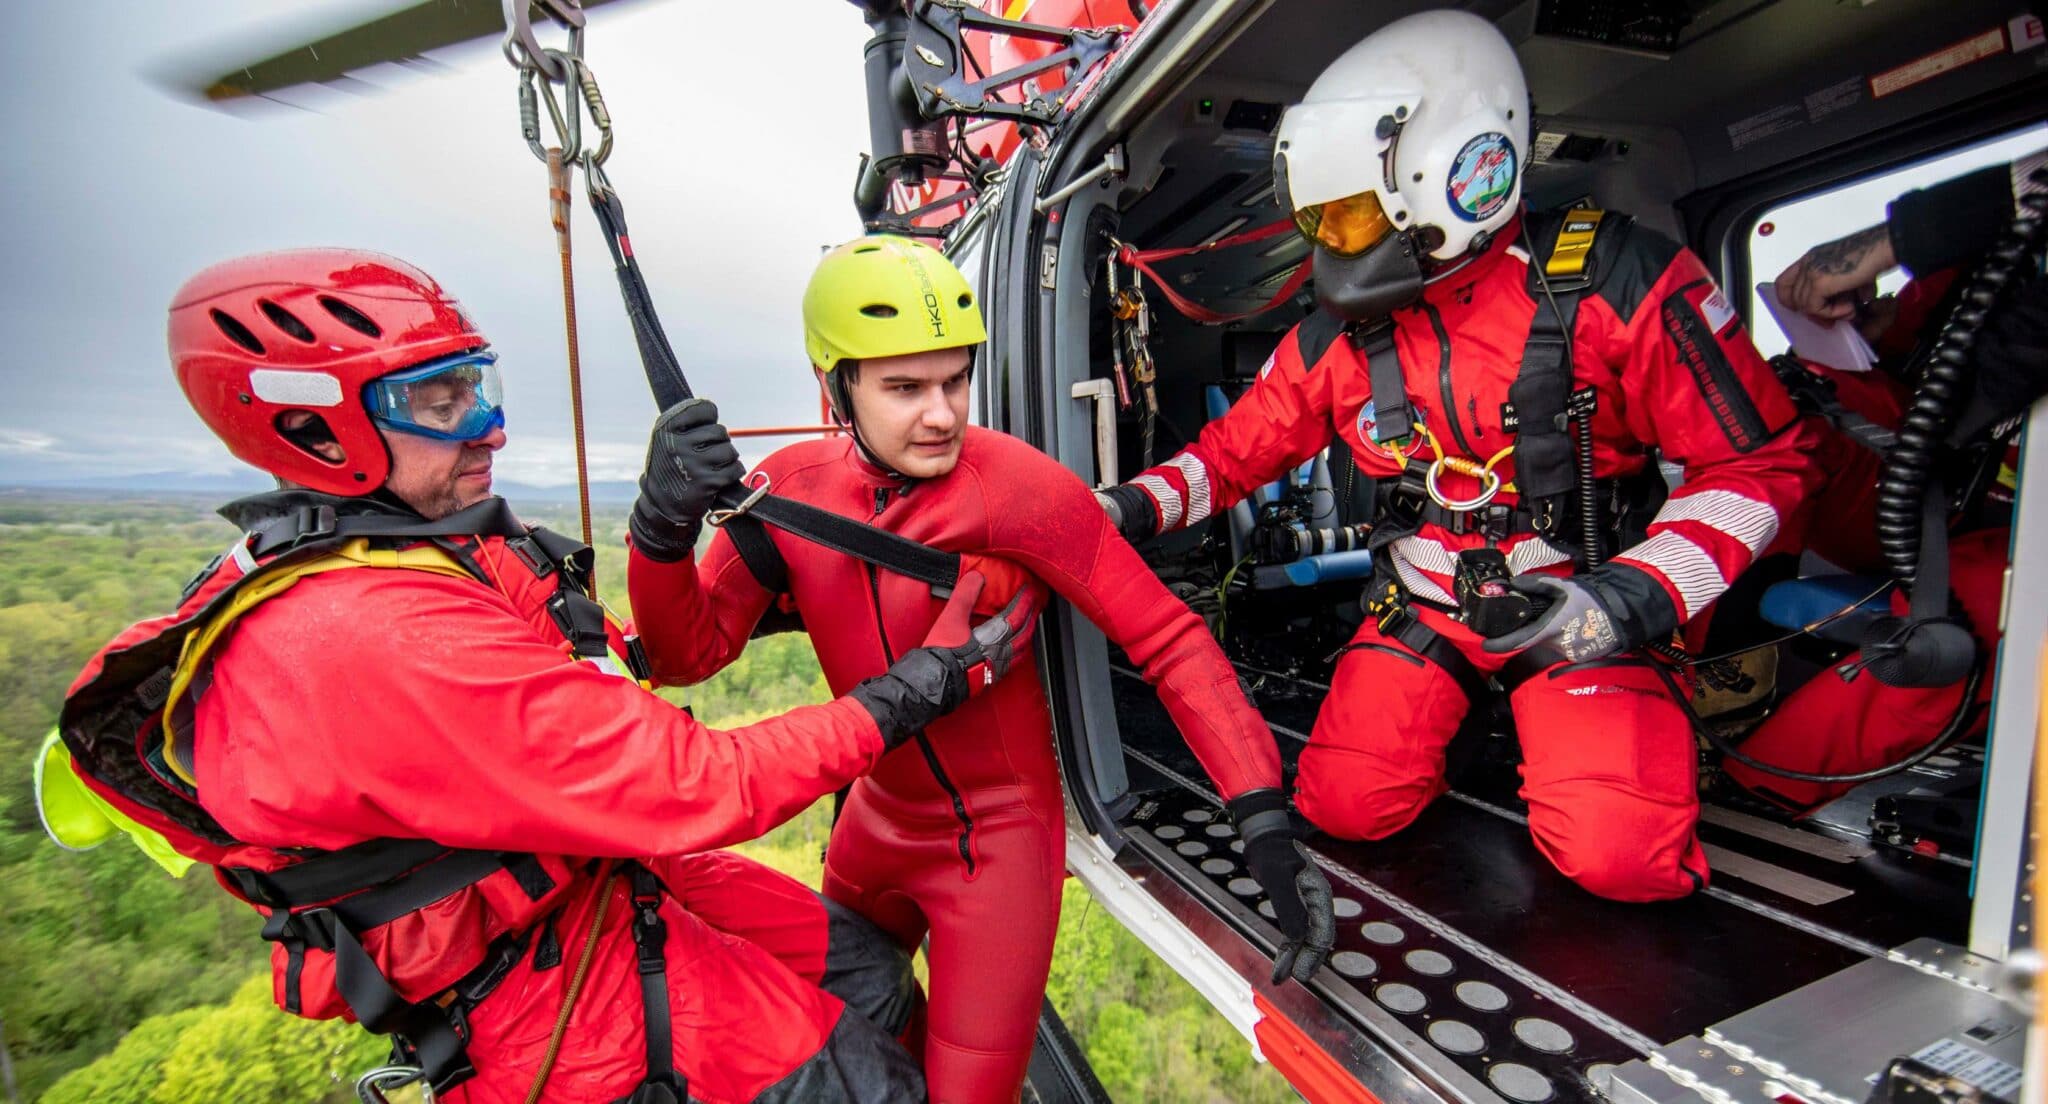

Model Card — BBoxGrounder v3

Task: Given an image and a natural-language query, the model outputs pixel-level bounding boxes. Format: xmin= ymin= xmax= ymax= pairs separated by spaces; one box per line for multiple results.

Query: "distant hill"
xmin=1 ymin=472 xmax=640 ymax=506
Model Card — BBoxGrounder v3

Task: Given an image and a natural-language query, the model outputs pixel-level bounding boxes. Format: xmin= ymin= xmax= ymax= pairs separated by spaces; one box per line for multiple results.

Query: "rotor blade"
xmin=154 ymin=0 xmax=626 ymax=105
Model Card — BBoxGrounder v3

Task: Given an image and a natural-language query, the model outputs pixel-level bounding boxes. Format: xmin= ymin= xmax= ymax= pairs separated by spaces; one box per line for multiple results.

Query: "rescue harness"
xmin=1339 ymin=209 xmax=1669 ymax=694
xmin=56 ymin=494 xmax=682 ymax=1101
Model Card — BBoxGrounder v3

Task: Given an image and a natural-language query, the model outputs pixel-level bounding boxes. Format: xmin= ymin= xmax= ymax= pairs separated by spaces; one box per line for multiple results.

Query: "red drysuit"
xmin=629 ymin=426 xmax=1283 ymax=1102
xmin=1124 ymin=211 xmax=1817 ymax=900
xmin=69 ymin=498 xmax=925 ymax=1104
xmin=1729 ymin=333 xmax=2007 ymax=813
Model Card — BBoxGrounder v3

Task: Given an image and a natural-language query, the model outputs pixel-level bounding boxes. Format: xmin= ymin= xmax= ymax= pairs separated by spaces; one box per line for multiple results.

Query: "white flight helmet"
xmin=1275 ymin=9 xmax=1530 ymax=264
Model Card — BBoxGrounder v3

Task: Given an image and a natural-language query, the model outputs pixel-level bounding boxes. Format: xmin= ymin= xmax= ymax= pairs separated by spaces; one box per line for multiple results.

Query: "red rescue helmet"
xmin=168 ymin=248 xmax=486 ymax=496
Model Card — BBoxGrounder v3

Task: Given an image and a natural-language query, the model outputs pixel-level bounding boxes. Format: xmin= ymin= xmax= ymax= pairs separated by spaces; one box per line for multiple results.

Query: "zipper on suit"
xmin=864 ymin=486 xmax=976 ymax=873
xmin=1424 ymin=303 xmax=1477 ymax=456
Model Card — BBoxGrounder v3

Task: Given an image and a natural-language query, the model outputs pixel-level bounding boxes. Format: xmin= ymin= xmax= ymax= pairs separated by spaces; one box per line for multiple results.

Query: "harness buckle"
xmin=705 ymin=471 xmax=771 ymax=528
xmin=1365 ymin=581 xmax=1415 ymax=638
xmin=295 ymin=504 xmax=339 ymax=543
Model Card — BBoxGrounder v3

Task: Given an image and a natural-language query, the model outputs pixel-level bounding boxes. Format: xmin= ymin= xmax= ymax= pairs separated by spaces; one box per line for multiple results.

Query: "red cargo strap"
xmin=1115 ymin=220 xmax=1311 ymax=325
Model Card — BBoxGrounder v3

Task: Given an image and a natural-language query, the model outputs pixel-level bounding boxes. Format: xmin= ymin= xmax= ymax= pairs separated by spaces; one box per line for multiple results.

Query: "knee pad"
xmin=1296 ymin=774 xmax=1439 ymax=841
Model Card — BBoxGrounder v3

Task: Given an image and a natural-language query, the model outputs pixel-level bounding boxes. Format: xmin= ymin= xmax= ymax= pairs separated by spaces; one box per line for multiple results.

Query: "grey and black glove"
xmin=630 ymin=398 xmax=746 ymax=563
xmin=848 ymin=572 xmax=1047 ymax=749
xmin=1479 ymin=568 xmax=1672 ymax=668
xmin=1229 ymin=788 xmax=1336 ymax=984
xmin=1095 ymin=483 xmax=1161 ymax=545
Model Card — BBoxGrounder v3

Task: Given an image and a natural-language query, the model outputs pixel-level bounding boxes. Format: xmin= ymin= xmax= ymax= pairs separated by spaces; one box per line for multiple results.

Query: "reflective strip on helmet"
xmin=250 ymin=369 xmax=344 ymax=407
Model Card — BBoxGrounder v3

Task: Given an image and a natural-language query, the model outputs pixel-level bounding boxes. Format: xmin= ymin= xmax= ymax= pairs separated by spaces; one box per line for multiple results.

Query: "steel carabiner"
xmin=518 ymin=59 xmax=580 ymax=163
xmin=501 ymin=0 xmax=585 ymax=83
xmin=355 ymin=1065 xmax=433 ymax=1104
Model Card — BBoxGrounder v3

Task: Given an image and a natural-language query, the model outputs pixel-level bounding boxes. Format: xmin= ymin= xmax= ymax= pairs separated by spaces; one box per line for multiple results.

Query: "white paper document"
xmin=1756 ymin=282 xmax=1877 ymax=372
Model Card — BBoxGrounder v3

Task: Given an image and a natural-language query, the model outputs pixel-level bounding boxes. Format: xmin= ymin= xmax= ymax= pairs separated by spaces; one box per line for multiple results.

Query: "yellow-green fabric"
xmin=35 ymin=730 xmax=196 ymax=877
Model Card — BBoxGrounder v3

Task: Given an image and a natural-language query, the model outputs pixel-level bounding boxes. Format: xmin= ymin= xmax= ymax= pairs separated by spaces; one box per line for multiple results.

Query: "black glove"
xmin=1479 ymin=569 xmax=1670 ymax=668
xmin=1095 ymin=483 xmax=1161 ymax=545
xmin=1229 ymin=789 xmax=1335 ymax=984
xmin=630 ymin=398 xmax=746 ymax=563
xmin=848 ymin=572 xmax=1046 ymax=749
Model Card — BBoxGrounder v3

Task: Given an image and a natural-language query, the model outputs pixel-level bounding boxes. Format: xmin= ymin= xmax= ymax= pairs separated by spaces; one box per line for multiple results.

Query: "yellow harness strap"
xmin=1545 ymin=208 xmax=1605 ymax=280
xmin=159 ymin=539 xmax=476 ymax=786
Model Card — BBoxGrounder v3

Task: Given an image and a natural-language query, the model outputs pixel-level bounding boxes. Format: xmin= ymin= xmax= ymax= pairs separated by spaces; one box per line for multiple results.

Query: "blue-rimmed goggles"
xmin=364 ymin=351 xmax=505 ymax=442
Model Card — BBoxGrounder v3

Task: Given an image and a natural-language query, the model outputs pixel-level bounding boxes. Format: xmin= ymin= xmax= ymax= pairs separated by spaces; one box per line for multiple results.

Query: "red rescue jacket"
xmin=59 ymin=495 xmax=886 ymax=1102
xmin=1128 ymin=209 xmax=1819 ymax=631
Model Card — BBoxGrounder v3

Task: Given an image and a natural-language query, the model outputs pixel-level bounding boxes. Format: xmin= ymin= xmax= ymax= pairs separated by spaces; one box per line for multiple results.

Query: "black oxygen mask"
xmin=1311 ymin=229 xmax=1426 ymax=324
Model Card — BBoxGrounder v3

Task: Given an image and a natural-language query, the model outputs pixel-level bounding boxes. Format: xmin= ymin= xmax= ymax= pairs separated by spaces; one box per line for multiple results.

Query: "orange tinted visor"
xmin=1292 ymin=190 xmax=1394 ymax=258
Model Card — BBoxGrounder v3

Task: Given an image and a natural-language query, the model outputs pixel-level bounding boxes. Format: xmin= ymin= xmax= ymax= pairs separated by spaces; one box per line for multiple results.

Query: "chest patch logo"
xmin=1355 ymin=399 xmax=1423 ymax=461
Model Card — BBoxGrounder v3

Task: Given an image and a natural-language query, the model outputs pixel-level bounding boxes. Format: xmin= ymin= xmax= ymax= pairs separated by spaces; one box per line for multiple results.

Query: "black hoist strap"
xmin=587 ymin=179 xmax=960 ymax=597
xmin=1357 ymin=326 xmax=1411 ymax=443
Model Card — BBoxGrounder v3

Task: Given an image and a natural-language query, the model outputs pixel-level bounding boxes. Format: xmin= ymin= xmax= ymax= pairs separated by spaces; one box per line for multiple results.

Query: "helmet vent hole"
xmin=259 ymin=300 xmax=317 ymax=344
xmin=274 ymin=412 xmax=342 ymax=463
xmin=860 ymin=304 xmax=900 ymax=318
xmin=854 ymin=245 xmax=883 ymax=253
xmin=957 ymin=293 xmax=971 ymax=308
xmin=318 ymin=295 xmax=383 ymax=338
xmin=209 ymin=309 xmax=266 ymax=355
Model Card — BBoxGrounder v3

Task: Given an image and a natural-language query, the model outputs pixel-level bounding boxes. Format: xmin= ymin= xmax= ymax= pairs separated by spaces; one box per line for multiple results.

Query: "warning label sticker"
xmin=1871 ymin=28 xmax=2007 ymax=98
xmin=1727 ymin=103 xmax=1803 ymax=151
xmin=2013 ymin=13 xmax=2046 ymax=53
xmin=1907 ymin=1038 xmax=2023 ymax=1100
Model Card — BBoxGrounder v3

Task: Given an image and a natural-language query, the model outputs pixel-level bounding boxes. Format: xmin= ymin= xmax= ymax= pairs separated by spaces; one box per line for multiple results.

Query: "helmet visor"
xmin=1293 ymin=189 xmax=1395 ymax=258
xmin=365 ymin=352 xmax=505 ymax=441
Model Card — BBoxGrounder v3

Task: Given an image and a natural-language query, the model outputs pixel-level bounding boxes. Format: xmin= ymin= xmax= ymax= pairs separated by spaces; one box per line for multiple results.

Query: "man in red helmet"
xmin=52 ymin=248 xmax=1039 ymax=1103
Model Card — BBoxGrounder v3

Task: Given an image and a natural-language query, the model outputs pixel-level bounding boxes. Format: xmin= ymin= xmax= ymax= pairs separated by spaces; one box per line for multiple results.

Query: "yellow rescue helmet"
xmin=35 ymin=729 xmax=195 ymax=877
xmin=802 ymin=235 xmax=987 ymax=373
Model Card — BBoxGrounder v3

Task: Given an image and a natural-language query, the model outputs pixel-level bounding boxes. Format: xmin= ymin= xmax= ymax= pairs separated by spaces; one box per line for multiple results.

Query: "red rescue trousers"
xmin=1725 ymin=527 xmax=2008 ymax=813
xmin=1296 ymin=606 xmax=1709 ymax=902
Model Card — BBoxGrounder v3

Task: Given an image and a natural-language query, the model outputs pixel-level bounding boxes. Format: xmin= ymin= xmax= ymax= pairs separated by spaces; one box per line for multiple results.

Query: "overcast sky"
xmin=0 ymin=0 xmax=873 ymax=487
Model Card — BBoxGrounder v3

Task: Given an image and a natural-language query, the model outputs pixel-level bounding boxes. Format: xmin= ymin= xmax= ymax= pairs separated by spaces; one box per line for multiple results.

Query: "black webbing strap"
xmin=1357 ymin=326 xmax=1411 ymax=443
xmin=247 ymin=497 xmax=528 ymax=559
xmin=625 ymin=863 xmax=687 ymax=1101
xmin=1379 ymin=616 xmax=1490 ymax=706
xmin=242 ymin=846 xmax=559 ymax=1094
xmin=1909 ymin=488 xmax=1952 ymax=623
xmin=224 ymin=837 xmax=452 ymax=909
xmin=1507 ymin=279 xmax=1582 ymax=508
xmin=723 ymin=515 xmax=790 ymax=594
xmin=587 ymin=179 xmax=961 ymax=597
xmin=741 ymin=495 xmax=958 ymax=596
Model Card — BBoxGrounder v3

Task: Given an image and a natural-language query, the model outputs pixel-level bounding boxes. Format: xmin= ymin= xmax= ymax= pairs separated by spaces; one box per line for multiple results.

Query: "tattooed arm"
xmin=1773 ymin=222 xmax=1894 ymax=321
xmin=1775 ymin=152 xmax=2047 ymax=321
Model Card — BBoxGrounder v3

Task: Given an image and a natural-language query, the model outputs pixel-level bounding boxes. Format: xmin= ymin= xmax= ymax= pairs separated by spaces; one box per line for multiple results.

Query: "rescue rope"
xmin=1113 ymin=220 xmax=1311 ymax=325
xmin=547 ymin=147 xmax=597 ymax=559
xmin=523 ymin=866 xmax=618 ymax=1104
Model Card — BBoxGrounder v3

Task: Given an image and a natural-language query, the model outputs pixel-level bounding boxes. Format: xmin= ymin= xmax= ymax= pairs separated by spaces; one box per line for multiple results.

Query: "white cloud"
xmin=0 ymin=429 xmax=57 ymax=454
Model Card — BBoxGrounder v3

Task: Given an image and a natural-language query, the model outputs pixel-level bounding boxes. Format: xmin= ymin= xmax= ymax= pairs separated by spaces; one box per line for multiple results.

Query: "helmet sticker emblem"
xmin=1447 ymin=132 xmax=1517 ymax=223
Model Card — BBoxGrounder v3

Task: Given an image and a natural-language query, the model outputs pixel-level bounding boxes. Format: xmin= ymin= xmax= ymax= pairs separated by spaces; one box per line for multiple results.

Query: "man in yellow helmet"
xmin=627 ymin=234 xmax=1333 ymax=1103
